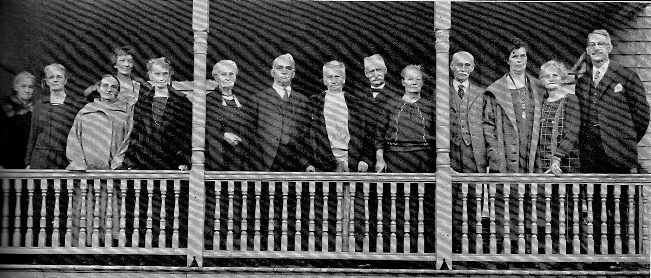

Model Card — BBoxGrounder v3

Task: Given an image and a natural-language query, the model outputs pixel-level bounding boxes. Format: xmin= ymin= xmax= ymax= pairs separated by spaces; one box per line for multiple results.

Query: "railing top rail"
xmin=452 ymin=173 xmax=651 ymax=184
xmin=0 ymin=169 xmax=189 ymax=179
xmin=205 ymin=171 xmax=437 ymax=182
xmin=1 ymin=170 xmax=649 ymax=184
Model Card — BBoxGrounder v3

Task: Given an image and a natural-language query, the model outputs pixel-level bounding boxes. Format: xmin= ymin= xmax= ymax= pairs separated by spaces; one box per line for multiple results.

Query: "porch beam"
xmin=434 ymin=0 xmax=452 ymax=270
xmin=188 ymin=0 xmax=209 ymax=268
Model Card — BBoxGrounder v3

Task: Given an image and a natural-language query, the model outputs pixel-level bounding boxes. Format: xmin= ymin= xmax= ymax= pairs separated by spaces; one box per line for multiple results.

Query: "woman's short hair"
xmin=44 ymin=63 xmax=67 ymax=77
xmin=401 ymin=64 xmax=423 ymax=78
xmin=147 ymin=57 xmax=173 ymax=74
xmin=212 ymin=60 xmax=238 ymax=75
xmin=99 ymin=74 xmax=121 ymax=93
xmin=504 ymin=36 xmax=528 ymax=61
xmin=110 ymin=46 xmax=136 ymax=65
xmin=323 ymin=60 xmax=346 ymax=77
xmin=13 ymin=71 xmax=35 ymax=87
xmin=539 ymin=60 xmax=569 ymax=81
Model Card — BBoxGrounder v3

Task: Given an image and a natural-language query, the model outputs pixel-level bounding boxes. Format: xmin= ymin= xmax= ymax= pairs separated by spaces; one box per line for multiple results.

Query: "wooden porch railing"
xmin=0 ymin=170 xmax=649 ymax=268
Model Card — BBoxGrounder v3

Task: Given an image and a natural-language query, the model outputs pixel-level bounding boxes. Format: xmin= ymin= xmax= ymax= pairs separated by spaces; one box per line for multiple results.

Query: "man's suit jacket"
xmin=357 ymin=84 xmax=401 ymax=168
xmin=576 ymin=62 xmax=650 ymax=168
xmin=309 ymin=91 xmax=373 ymax=171
xmin=449 ymin=80 xmax=487 ymax=173
xmin=123 ymin=85 xmax=192 ymax=170
xmin=252 ymin=86 xmax=311 ymax=171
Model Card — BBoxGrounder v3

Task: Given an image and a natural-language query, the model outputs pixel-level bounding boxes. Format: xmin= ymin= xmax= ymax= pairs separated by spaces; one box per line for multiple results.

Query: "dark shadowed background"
xmin=0 ymin=1 xmax=642 ymax=99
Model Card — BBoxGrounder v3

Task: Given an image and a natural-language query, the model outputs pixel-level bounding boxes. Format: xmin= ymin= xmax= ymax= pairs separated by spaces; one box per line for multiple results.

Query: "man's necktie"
xmin=458 ymin=84 xmax=465 ymax=99
xmin=282 ymin=87 xmax=289 ymax=101
xmin=593 ymin=70 xmax=601 ymax=87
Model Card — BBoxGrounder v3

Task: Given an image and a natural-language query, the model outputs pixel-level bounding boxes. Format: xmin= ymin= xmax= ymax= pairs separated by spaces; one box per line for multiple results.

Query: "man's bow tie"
xmin=371 ymin=88 xmax=382 ymax=93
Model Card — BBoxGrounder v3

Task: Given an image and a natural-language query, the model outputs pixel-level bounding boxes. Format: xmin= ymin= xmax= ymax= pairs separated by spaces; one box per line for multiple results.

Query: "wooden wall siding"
xmin=613 ymin=4 xmax=651 ymax=171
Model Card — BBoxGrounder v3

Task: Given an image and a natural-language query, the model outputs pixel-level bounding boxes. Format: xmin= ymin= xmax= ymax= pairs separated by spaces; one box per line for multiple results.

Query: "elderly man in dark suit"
xmin=359 ymin=54 xmax=400 ymax=170
xmin=310 ymin=60 xmax=372 ymax=172
xmin=573 ymin=29 xmax=649 ymax=174
xmin=252 ymin=53 xmax=314 ymax=172
xmin=449 ymin=51 xmax=487 ymax=174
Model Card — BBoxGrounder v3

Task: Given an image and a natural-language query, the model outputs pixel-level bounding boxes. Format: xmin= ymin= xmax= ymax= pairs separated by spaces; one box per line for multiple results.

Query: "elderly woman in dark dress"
xmin=205 ymin=60 xmax=253 ymax=171
xmin=25 ymin=64 xmax=86 ymax=169
xmin=375 ymin=65 xmax=436 ymax=173
xmin=1 ymin=72 xmax=37 ymax=169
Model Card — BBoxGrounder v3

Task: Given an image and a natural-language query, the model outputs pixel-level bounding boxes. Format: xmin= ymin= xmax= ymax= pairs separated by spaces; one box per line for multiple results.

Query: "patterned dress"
xmin=538 ymin=94 xmax=580 ymax=173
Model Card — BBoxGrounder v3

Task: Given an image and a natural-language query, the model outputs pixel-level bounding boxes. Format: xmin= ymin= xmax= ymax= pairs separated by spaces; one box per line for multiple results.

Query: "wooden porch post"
xmin=434 ymin=1 xmax=452 ymax=270
xmin=188 ymin=0 xmax=209 ymax=267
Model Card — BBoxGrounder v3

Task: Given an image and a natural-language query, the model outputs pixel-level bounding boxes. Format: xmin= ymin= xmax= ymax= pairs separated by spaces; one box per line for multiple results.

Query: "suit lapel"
xmin=467 ymin=82 xmax=482 ymax=108
xmin=266 ymin=87 xmax=284 ymax=113
xmin=595 ymin=66 xmax=616 ymax=99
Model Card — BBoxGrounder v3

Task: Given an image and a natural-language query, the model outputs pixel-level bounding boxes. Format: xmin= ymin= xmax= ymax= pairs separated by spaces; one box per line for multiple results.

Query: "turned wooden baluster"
xmin=544 ymin=183 xmax=552 ymax=254
xmin=1 ymin=179 xmax=11 ymax=246
xmin=25 ymin=179 xmax=34 ymax=247
xmin=335 ymin=182 xmax=344 ymax=252
xmin=253 ymin=181 xmax=261 ymax=251
xmin=348 ymin=182 xmax=356 ymax=253
xmin=241 ymin=181 xmax=249 ymax=251
xmin=131 ymin=180 xmax=141 ymax=247
xmin=600 ymin=185 xmax=608 ymax=254
xmin=308 ymin=181 xmax=316 ymax=252
xmin=403 ymin=183 xmax=411 ymax=253
xmin=322 ymin=183 xmax=329 ymax=252
xmin=227 ymin=181 xmax=235 ymax=251
xmin=295 ymin=182 xmax=303 ymax=251
xmin=530 ymin=184 xmax=538 ymax=254
xmin=627 ymin=184 xmax=636 ymax=254
xmin=559 ymin=184 xmax=567 ymax=254
xmin=159 ymin=181 xmax=167 ymax=248
xmin=38 ymin=179 xmax=47 ymax=247
xmin=64 ymin=179 xmax=73 ymax=247
xmin=502 ymin=184 xmax=511 ymax=254
xmin=461 ymin=183 xmax=469 ymax=254
xmin=475 ymin=184 xmax=483 ymax=254
xmin=105 ymin=180 xmax=114 ymax=247
xmin=572 ymin=184 xmax=580 ymax=254
xmin=489 ymin=183 xmax=497 ymax=254
xmin=586 ymin=184 xmax=595 ymax=254
xmin=92 ymin=181 xmax=101 ymax=247
xmin=172 ymin=180 xmax=180 ymax=248
xmin=517 ymin=183 xmax=525 ymax=254
xmin=13 ymin=179 xmax=24 ymax=246
xmin=144 ymin=180 xmax=154 ymax=248
xmin=417 ymin=183 xmax=425 ymax=253
xmin=389 ymin=183 xmax=397 ymax=253
xmin=52 ymin=179 xmax=61 ymax=247
xmin=281 ymin=181 xmax=289 ymax=251
xmin=267 ymin=182 xmax=276 ymax=251
xmin=363 ymin=182 xmax=370 ymax=253
xmin=119 ymin=179 xmax=127 ymax=247
xmin=614 ymin=184 xmax=622 ymax=254
xmin=213 ymin=181 xmax=222 ymax=250
xmin=376 ymin=183 xmax=384 ymax=253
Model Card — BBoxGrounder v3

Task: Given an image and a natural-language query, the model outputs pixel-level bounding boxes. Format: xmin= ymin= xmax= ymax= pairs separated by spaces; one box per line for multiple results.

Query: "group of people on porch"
xmin=1 ymin=29 xmax=649 ymax=175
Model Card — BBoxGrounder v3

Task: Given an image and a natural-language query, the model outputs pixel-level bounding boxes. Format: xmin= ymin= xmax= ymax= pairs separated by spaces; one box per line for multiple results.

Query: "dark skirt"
xmin=385 ymin=148 xmax=435 ymax=173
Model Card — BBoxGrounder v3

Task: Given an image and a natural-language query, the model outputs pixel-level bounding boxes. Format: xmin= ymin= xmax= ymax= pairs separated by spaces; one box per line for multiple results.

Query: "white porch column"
xmin=188 ymin=0 xmax=209 ymax=267
xmin=434 ymin=0 xmax=452 ymax=270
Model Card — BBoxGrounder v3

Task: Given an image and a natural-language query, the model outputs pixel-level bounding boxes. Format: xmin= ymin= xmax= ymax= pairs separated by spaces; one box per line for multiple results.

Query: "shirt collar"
xmin=452 ymin=79 xmax=469 ymax=92
xmin=592 ymin=60 xmax=610 ymax=76
xmin=272 ymin=82 xmax=291 ymax=98
xmin=49 ymin=91 xmax=67 ymax=105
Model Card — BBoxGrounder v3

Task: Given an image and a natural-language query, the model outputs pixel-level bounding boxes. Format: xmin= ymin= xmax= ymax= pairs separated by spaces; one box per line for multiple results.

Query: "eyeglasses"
xmin=587 ymin=42 xmax=610 ymax=50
